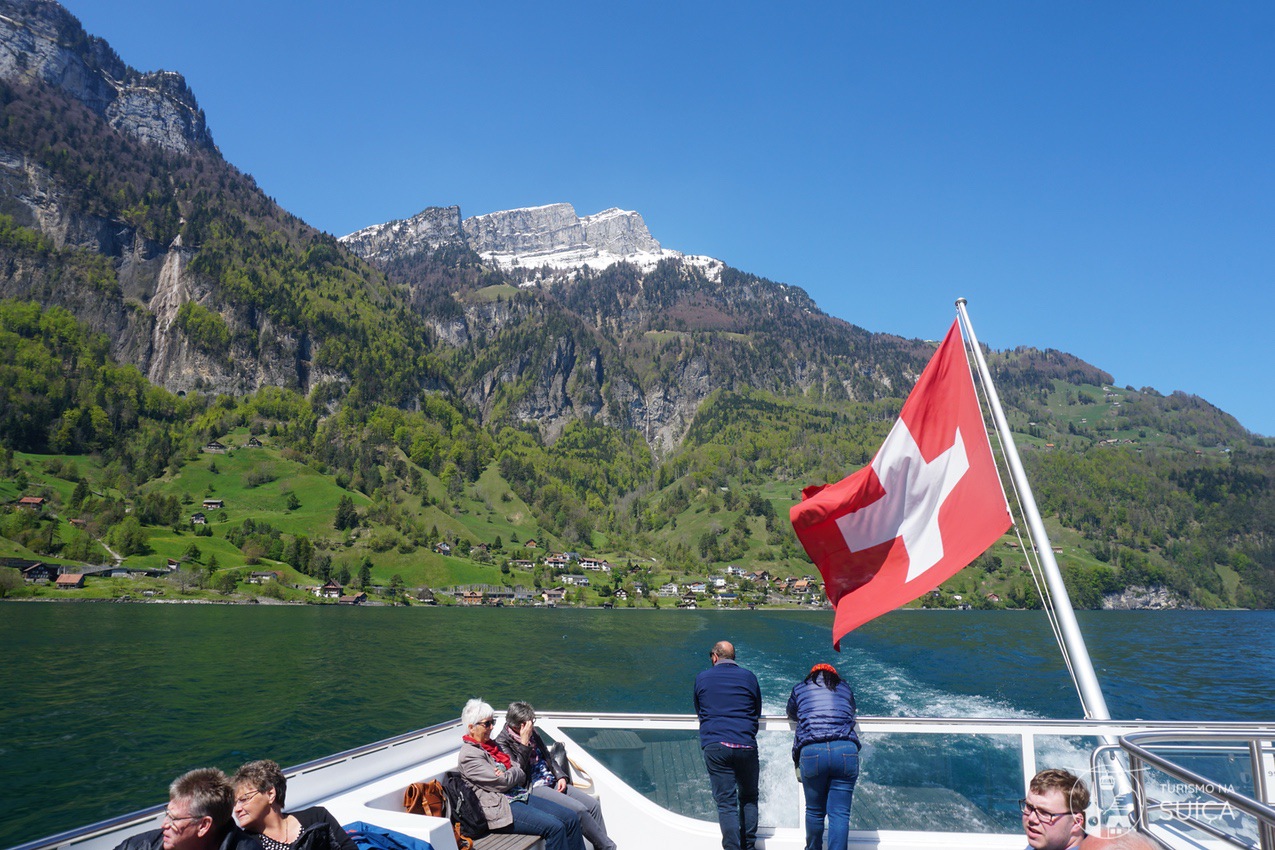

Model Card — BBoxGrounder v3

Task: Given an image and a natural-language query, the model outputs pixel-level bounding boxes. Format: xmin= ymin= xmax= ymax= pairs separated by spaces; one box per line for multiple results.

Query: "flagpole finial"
xmin=955 ymin=297 xmax=967 ymax=307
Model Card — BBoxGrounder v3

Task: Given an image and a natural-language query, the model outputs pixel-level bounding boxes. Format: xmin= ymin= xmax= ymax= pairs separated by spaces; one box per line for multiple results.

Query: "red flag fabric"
xmin=790 ymin=319 xmax=1011 ymax=648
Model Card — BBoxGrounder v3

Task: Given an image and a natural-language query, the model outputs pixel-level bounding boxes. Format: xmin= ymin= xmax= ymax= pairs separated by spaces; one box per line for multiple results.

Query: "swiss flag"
xmin=791 ymin=319 xmax=1011 ymax=648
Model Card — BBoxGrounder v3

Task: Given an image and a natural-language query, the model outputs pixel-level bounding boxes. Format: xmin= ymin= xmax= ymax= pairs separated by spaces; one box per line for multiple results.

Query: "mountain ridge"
xmin=342 ymin=201 xmax=723 ymax=279
xmin=0 ymin=0 xmax=214 ymax=154
xmin=0 ymin=0 xmax=1269 ymax=611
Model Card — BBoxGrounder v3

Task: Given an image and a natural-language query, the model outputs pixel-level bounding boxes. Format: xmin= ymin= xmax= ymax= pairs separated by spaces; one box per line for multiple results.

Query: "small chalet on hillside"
xmin=16 ymin=496 xmax=47 ymax=510
xmin=55 ymin=573 xmax=85 ymax=589
xmin=190 ymin=512 xmax=207 ymax=525
xmin=202 ymin=499 xmax=225 ymax=510
xmin=339 ymin=592 xmax=367 ymax=605
xmin=20 ymin=562 xmax=59 ymax=583
xmin=315 ymin=581 xmax=342 ymax=599
xmin=202 ymin=440 xmax=227 ymax=454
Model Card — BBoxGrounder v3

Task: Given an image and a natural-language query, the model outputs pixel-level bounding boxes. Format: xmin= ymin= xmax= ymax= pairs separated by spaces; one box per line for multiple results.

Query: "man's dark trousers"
xmin=702 ymin=742 xmax=759 ymax=850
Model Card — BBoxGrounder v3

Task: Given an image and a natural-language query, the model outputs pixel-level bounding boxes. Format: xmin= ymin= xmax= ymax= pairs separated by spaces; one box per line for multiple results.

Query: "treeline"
xmin=2 ymin=298 xmax=1273 ymax=608
xmin=1024 ymin=444 xmax=1275 ymax=607
xmin=0 ymin=300 xmax=197 ymax=471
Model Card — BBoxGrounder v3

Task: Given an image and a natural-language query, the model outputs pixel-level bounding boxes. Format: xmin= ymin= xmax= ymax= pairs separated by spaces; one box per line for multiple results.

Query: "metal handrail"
xmin=1119 ymin=729 xmax=1275 ymax=850
xmin=13 ymin=716 xmax=1274 ymax=850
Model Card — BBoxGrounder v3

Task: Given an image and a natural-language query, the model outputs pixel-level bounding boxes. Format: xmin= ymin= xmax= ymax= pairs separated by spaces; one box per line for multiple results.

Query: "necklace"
xmin=268 ymin=816 xmax=294 ymax=846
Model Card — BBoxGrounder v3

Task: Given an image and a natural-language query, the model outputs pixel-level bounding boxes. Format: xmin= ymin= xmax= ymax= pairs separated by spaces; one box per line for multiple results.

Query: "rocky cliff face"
xmin=342 ymin=201 xmax=706 ymax=275
xmin=340 ymin=206 xmax=465 ymax=264
xmin=1102 ymin=585 xmax=1185 ymax=610
xmin=0 ymin=2 xmax=349 ymax=400
xmin=0 ymin=0 xmax=214 ymax=155
xmin=462 ymin=203 xmax=667 ymax=270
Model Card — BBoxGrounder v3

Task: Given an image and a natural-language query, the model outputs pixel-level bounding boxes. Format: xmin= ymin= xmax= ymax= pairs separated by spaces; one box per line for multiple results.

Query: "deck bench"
xmin=319 ymin=759 xmax=544 ymax=850
xmin=470 ymin=833 xmax=542 ymax=850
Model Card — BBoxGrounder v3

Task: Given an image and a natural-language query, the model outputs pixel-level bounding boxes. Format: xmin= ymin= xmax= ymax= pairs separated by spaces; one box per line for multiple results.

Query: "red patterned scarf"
xmin=463 ymin=735 xmax=511 ymax=769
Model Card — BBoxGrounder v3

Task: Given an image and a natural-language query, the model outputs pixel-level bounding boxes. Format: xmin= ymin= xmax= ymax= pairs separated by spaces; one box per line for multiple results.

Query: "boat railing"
xmin=1114 ymin=730 xmax=1275 ymax=850
xmin=12 ymin=715 xmax=1274 ymax=850
xmin=540 ymin=713 xmax=1275 ymax=846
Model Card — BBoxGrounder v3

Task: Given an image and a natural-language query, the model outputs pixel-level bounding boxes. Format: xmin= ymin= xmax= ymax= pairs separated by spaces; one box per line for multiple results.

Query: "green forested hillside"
xmin=0 ymin=3 xmax=1269 ymax=611
xmin=1 ymin=298 xmax=1270 ymax=609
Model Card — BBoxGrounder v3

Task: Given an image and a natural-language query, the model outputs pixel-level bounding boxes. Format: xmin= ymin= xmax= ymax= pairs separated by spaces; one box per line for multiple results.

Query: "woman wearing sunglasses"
xmin=457 ymin=698 xmax=584 ymax=850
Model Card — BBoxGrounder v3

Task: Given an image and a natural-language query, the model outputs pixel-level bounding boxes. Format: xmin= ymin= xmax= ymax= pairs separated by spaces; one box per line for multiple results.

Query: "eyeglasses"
xmin=476 ymin=719 xmax=496 ymax=728
xmin=234 ymin=789 xmax=262 ymax=806
xmin=163 ymin=810 xmax=205 ymax=826
xmin=1019 ymin=799 xmax=1076 ymax=825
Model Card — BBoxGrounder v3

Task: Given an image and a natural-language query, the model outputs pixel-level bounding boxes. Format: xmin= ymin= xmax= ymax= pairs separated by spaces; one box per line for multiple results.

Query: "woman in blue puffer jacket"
xmin=787 ymin=663 xmax=860 ymax=850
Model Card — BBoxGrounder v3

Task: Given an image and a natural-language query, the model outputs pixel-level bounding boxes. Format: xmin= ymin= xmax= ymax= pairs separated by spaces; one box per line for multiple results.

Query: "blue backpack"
xmin=342 ymin=821 xmax=434 ymax=850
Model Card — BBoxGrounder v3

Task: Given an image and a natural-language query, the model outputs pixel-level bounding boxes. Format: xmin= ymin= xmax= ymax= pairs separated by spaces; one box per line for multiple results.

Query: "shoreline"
xmin=0 ymin=597 xmax=1219 ymax=611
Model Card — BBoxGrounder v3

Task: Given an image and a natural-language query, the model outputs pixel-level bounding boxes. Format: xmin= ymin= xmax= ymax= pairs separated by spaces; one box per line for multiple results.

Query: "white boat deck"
xmin=12 ymin=714 xmax=1274 ymax=850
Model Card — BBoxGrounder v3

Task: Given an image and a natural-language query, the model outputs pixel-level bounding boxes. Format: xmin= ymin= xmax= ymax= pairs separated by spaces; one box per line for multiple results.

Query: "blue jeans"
xmin=799 ymin=739 xmax=859 ymax=850
xmin=702 ymin=743 xmax=759 ymax=850
xmin=530 ymin=784 xmax=615 ymax=850
xmin=502 ymin=794 xmax=585 ymax=850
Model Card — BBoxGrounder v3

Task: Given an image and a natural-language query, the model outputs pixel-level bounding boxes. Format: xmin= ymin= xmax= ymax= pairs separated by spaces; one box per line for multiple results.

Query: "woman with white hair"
xmin=457 ymin=698 xmax=584 ymax=850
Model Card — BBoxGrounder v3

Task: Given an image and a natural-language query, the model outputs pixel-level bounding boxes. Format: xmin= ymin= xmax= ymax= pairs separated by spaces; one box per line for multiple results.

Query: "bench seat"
xmin=319 ymin=759 xmax=543 ymax=850
xmin=471 ymin=833 xmax=542 ymax=850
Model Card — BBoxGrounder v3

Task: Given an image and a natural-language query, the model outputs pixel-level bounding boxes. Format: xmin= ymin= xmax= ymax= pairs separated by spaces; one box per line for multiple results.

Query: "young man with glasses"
xmin=114 ymin=768 xmax=263 ymax=850
xmin=1021 ymin=768 xmax=1090 ymax=850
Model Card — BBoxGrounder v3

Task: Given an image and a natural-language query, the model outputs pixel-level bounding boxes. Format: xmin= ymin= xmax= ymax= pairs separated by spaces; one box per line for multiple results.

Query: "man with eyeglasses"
xmin=1021 ymin=768 xmax=1090 ymax=850
xmin=113 ymin=768 xmax=263 ymax=850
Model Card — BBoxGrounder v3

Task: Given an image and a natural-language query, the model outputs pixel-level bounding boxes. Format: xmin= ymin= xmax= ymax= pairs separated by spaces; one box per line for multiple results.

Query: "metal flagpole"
xmin=955 ymin=298 xmax=1112 ymax=721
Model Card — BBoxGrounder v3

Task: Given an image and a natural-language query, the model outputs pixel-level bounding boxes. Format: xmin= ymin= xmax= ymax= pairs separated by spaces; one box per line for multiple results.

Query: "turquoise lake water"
xmin=1 ymin=605 xmax=1271 ymax=847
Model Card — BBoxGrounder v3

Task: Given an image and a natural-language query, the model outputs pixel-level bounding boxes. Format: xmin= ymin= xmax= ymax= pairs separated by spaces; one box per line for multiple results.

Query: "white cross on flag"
xmin=790 ymin=319 xmax=1011 ymax=648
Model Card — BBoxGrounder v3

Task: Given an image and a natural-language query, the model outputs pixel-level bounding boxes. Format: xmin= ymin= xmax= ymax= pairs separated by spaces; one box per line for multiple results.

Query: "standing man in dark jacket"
xmin=693 ymin=640 xmax=762 ymax=850
xmin=113 ymin=768 xmax=262 ymax=850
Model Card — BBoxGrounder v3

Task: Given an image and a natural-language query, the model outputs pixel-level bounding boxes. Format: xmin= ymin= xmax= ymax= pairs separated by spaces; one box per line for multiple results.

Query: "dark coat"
xmin=786 ymin=675 xmax=859 ymax=763
xmin=113 ymin=824 xmax=262 ymax=850
xmin=493 ymin=727 xmax=567 ymax=788
xmin=287 ymin=806 xmax=357 ymax=850
xmin=693 ymin=658 xmax=762 ymax=749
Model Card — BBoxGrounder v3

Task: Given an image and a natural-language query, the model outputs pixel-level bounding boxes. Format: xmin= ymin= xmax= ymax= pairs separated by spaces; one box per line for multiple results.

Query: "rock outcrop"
xmin=462 ymin=203 xmax=666 ymax=270
xmin=341 ymin=201 xmax=713 ymax=275
xmin=1102 ymin=585 xmax=1184 ymax=610
xmin=340 ymin=206 xmax=465 ymax=264
xmin=0 ymin=0 xmax=215 ymax=154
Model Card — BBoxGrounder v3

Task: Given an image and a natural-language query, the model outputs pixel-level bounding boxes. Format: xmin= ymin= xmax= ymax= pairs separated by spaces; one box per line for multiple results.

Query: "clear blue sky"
xmin=63 ymin=1 xmax=1275 ymax=436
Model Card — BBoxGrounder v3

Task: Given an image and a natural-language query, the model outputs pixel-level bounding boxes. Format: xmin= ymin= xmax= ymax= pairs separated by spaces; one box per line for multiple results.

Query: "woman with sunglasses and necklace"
xmin=458 ymin=698 xmax=584 ymax=850
xmin=231 ymin=760 xmax=356 ymax=850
